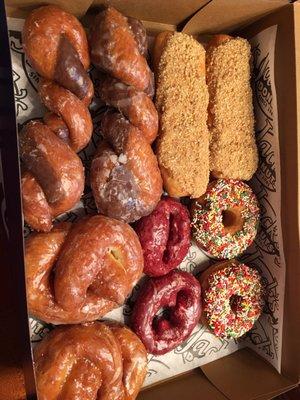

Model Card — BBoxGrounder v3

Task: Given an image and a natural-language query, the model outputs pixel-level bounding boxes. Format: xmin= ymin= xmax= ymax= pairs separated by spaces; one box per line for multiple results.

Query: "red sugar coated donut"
xmin=135 ymin=197 xmax=191 ymax=277
xmin=131 ymin=270 xmax=201 ymax=355
xmin=200 ymin=260 xmax=263 ymax=338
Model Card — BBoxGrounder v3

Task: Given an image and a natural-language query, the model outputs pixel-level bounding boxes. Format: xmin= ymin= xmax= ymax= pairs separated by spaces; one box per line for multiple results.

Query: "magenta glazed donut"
xmin=131 ymin=270 xmax=201 ymax=355
xmin=135 ymin=197 xmax=191 ymax=276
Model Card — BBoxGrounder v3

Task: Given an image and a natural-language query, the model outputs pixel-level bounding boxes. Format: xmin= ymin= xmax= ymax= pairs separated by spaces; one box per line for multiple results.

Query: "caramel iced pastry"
xmin=153 ymin=32 xmax=210 ymax=198
xmin=206 ymin=34 xmax=258 ymax=180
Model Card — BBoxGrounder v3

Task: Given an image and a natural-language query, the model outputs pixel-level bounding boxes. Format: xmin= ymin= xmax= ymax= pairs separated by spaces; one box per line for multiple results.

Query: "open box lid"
xmin=2 ymin=0 xmax=300 ymax=399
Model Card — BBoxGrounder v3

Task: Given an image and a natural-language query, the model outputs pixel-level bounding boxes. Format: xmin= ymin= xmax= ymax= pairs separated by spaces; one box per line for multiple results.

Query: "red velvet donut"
xmin=131 ymin=270 xmax=201 ymax=355
xmin=135 ymin=197 xmax=191 ymax=277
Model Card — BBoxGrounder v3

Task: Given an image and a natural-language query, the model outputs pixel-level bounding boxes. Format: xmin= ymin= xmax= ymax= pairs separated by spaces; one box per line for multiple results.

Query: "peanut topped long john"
xmin=206 ymin=34 xmax=258 ymax=180
xmin=21 ymin=6 xmax=94 ymax=232
xmin=153 ymin=31 xmax=210 ymax=198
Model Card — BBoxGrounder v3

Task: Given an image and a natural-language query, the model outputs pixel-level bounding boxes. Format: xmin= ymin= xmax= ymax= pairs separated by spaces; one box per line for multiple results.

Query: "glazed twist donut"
xmin=23 ymin=5 xmax=93 ymax=105
xmin=99 ymin=76 xmax=158 ymax=144
xmin=89 ymin=8 xmax=162 ymax=223
xmin=21 ymin=6 xmax=94 ymax=232
xmin=89 ymin=6 xmax=157 ymax=143
xmin=90 ymin=113 xmax=162 ymax=223
xmin=25 ymin=215 xmax=143 ymax=324
xmin=34 ymin=322 xmax=148 ymax=400
xmin=89 ymin=6 xmax=154 ymax=95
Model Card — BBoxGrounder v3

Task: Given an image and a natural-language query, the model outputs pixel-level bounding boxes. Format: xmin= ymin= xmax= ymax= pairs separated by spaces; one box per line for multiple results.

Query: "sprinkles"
xmin=192 ymin=179 xmax=259 ymax=259
xmin=202 ymin=261 xmax=263 ymax=338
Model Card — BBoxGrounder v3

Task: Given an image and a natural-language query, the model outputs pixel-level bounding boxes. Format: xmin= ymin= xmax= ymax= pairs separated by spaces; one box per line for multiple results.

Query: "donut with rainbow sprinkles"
xmin=191 ymin=179 xmax=259 ymax=259
xmin=200 ymin=260 xmax=264 ymax=339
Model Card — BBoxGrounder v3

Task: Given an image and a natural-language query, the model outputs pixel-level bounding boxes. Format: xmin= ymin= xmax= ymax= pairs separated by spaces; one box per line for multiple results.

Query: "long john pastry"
xmin=153 ymin=31 xmax=210 ymax=198
xmin=206 ymin=34 xmax=258 ymax=180
xmin=21 ymin=6 xmax=93 ymax=232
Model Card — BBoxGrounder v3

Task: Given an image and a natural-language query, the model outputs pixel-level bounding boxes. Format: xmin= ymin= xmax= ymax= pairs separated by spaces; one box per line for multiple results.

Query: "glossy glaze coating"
xmin=26 ymin=215 xmax=143 ymax=324
xmin=99 ymin=76 xmax=158 ymax=144
xmin=34 ymin=322 xmax=123 ymax=400
xmin=89 ymin=7 xmax=152 ymax=93
xmin=135 ymin=197 xmax=191 ymax=276
xmin=22 ymin=5 xmax=93 ymax=103
xmin=132 ymin=270 xmax=201 ymax=355
xmin=21 ymin=6 xmax=94 ymax=232
xmin=108 ymin=324 xmax=148 ymax=400
xmin=20 ymin=121 xmax=84 ymax=232
xmin=127 ymin=17 xmax=148 ymax=58
xmin=91 ymin=113 xmax=162 ymax=223
xmin=34 ymin=322 xmax=147 ymax=400
xmin=39 ymin=79 xmax=93 ymax=152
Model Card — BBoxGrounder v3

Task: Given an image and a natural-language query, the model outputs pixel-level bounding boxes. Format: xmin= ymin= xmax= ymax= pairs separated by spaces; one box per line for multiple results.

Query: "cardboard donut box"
xmin=0 ymin=0 xmax=299 ymax=399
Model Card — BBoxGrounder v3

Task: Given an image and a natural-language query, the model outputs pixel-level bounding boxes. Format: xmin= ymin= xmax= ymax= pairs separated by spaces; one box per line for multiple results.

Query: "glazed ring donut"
xmin=91 ymin=112 xmax=162 ymax=223
xmin=191 ymin=179 xmax=259 ymax=259
xmin=22 ymin=5 xmax=93 ymax=104
xmin=132 ymin=270 xmax=201 ymax=355
xmin=135 ymin=197 xmax=191 ymax=277
xmin=200 ymin=260 xmax=263 ymax=338
xmin=34 ymin=322 xmax=147 ymax=400
xmin=25 ymin=215 xmax=143 ymax=324
xmin=99 ymin=76 xmax=158 ymax=144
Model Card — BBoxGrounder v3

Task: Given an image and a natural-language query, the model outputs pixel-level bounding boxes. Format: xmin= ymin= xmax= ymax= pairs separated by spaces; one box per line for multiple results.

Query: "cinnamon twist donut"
xmin=25 ymin=215 xmax=143 ymax=324
xmin=34 ymin=322 xmax=147 ymax=400
xmin=21 ymin=6 xmax=94 ymax=232
xmin=90 ymin=113 xmax=162 ymax=223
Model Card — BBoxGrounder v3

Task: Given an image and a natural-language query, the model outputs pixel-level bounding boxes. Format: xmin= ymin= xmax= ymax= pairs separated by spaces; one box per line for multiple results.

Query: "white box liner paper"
xmin=8 ymin=17 xmax=285 ymax=386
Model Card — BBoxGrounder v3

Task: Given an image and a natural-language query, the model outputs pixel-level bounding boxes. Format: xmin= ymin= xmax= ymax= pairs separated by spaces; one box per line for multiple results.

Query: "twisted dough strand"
xmin=21 ymin=6 xmax=94 ymax=232
xmin=25 ymin=215 xmax=143 ymax=324
xmin=89 ymin=7 xmax=162 ymax=223
xmin=34 ymin=322 xmax=147 ymax=400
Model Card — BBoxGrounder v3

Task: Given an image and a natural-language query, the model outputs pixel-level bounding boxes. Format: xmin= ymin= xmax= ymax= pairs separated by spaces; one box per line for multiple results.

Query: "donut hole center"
xmin=152 ymin=307 xmax=172 ymax=330
xmin=229 ymin=295 xmax=243 ymax=314
xmin=221 ymin=207 xmax=244 ymax=235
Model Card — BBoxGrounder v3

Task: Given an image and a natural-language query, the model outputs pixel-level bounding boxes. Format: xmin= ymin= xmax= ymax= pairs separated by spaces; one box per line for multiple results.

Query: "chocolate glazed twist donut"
xmin=34 ymin=322 xmax=148 ymax=400
xmin=21 ymin=6 xmax=94 ymax=232
xmin=89 ymin=7 xmax=162 ymax=223
xmin=25 ymin=215 xmax=143 ymax=324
